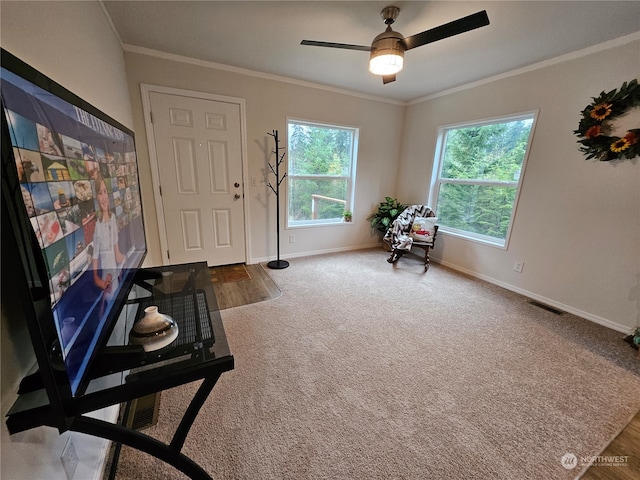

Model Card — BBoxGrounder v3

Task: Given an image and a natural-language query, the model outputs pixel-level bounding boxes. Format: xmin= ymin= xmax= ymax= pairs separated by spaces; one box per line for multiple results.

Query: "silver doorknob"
xmin=234 ymin=193 xmax=241 ymax=199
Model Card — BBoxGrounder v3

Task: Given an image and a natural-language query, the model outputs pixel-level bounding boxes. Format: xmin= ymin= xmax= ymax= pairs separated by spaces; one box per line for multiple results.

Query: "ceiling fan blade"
xmin=382 ymin=74 xmax=396 ymax=84
xmin=403 ymin=10 xmax=490 ymax=51
xmin=301 ymin=40 xmax=371 ymax=52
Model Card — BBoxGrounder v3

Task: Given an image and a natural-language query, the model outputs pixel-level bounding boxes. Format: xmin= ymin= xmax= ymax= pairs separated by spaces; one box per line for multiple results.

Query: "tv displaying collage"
xmin=6 ymin=108 xmax=142 ymax=306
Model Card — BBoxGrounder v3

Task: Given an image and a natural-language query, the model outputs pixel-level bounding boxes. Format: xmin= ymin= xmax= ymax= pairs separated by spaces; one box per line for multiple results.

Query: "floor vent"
xmin=528 ymin=300 xmax=565 ymax=315
xmin=125 ymin=392 xmax=161 ymax=431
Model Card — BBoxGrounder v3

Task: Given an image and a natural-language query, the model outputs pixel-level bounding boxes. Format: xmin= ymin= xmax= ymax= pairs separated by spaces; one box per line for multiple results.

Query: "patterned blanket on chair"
xmin=383 ymin=205 xmax=434 ymax=252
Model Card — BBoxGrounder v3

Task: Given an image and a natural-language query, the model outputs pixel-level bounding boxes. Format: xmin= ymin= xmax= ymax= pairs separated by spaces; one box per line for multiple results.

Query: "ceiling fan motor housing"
xmin=380 ymin=5 xmax=400 ymax=24
xmin=369 ymin=28 xmax=405 ymax=75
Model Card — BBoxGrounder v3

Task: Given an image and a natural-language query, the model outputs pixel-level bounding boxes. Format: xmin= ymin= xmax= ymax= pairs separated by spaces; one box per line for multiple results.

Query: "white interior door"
xmin=148 ymin=91 xmax=245 ymax=266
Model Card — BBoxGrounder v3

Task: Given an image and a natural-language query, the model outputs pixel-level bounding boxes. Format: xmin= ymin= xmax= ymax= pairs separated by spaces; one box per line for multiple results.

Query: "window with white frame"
xmin=287 ymin=119 xmax=359 ymax=227
xmin=429 ymin=112 xmax=537 ymax=248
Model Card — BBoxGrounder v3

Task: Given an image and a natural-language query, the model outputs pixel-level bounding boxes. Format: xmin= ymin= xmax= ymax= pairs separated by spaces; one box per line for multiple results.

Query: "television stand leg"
xmin=69 ymin=372 xmax=222 ymax=480
xmin=172 ymin=372 xmax=219 ymax=450
xmin=70 ymin=416 xmax=211 ymax=479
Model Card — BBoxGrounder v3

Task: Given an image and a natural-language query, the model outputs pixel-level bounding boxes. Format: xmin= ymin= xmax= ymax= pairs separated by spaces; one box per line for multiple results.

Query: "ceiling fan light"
xmin=369 ymin=52 xmax=404 ymax=75
xmin=368 ymin=28 xmax=405 ymax=76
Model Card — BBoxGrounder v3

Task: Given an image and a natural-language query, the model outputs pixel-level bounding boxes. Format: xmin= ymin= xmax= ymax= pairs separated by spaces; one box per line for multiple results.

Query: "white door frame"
xmin=140 ymin=83 xmax=250 ymax=266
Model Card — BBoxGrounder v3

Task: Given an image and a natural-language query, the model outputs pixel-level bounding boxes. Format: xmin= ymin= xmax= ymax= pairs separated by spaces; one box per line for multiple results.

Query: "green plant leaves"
xmin=368 ymin=197 xmax=407 ymax=233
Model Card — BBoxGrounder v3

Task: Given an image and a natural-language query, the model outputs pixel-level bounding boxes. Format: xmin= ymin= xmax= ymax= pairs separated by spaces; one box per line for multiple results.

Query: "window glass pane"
xmin=431 ymin=112 xmax=536 ymax=247
xmin=287 ymin=119 xmax=358 ymax=226
xmin=289 ymin=178 xmax=347 ymax=221
xmin=441 ymin=119 xmax=532 ymax=181
xmin=437 ymin=183 xmax=517 ymax=240
xmin=288 ymin=123 xmax=352 ymax=176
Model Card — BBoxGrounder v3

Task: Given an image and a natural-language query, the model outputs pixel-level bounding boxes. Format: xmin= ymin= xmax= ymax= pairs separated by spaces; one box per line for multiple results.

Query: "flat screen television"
xmin=1 ymin=49 xmax=147 ymax=399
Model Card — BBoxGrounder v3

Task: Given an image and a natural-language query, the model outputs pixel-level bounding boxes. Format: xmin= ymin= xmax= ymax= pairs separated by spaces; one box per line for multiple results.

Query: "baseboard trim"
xmin=434 ymin=258 xmax=632 ymax=334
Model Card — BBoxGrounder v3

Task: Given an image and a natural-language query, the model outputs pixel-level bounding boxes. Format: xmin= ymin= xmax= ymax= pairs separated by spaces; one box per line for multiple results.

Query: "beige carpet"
xmin=114 ymin=248 xmax=640 ymax=479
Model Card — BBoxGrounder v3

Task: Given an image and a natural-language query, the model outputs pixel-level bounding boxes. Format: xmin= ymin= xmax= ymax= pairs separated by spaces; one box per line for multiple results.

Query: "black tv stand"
xmin=73 ymin=372 xmax=223 ymax=479
xmin=6 ymin=262 xmax=234 ymax=480
xmin=18 ymin=343 xmax=148 ymax=395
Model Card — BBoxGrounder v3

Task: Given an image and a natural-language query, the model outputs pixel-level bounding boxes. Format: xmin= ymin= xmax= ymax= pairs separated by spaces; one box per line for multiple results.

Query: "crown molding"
xmin=408 ymin=31 xmax=640 ymax=106
xmin=109 ymin=8 xmax=639 ymax=110
xmin=122 ymin=44 xmax=405 ymax=106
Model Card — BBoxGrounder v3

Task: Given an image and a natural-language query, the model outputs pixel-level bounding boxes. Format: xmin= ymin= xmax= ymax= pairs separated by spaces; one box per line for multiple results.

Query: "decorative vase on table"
xmin=129 ymin=306 xmax=179 ymax=352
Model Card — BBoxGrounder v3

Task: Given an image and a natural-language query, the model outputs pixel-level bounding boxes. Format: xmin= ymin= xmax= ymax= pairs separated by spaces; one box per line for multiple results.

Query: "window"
xmin=287 ymin=119 xmax=359 ymax=227
xmin=429 ymin=112 xmax=537 ymax=248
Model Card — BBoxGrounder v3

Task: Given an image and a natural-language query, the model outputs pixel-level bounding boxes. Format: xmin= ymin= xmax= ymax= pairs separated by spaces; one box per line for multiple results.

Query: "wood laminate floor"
xmin=581 ymin=409 xmax=640 ymax=479
xmin=211 ymin=263 xmax=281 ymax=310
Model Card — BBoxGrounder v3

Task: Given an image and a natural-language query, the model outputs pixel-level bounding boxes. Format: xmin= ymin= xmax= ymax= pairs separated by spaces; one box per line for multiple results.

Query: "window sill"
xmin=438 ymin=228 xmax=508 ymax=250
xmin=287 ymin=219 xmax=353 ymax=229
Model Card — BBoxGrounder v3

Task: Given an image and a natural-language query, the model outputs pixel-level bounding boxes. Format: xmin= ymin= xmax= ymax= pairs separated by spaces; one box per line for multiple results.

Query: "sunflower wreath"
xmin=574 ymin=79 xmax=640 ymax=161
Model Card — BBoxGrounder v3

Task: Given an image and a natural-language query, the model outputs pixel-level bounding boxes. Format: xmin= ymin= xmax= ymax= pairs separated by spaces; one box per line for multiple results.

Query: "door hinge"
xmin=167 ymin=250 xmax=170 ymax=260
xmin=159 ymin=185 xmax=162 ymax=196
xmin=150 ymin=111 xmax=154 ymax=124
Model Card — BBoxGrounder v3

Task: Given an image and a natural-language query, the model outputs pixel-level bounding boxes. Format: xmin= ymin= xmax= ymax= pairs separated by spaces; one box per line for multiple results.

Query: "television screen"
xmin=1 ymin=55 xmax=147 ymax=397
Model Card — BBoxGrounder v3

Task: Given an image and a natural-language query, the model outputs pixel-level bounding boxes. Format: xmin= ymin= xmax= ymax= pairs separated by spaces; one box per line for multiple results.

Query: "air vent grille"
xmin=126 ymin=392 xmax=161 ymax=431
xmin=528 ymin=300 xmax=565 ymax=315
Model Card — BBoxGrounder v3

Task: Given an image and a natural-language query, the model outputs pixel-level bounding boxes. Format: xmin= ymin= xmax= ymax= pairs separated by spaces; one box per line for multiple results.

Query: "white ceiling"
xmin=102 ymin=1 xmax=640 ymax=103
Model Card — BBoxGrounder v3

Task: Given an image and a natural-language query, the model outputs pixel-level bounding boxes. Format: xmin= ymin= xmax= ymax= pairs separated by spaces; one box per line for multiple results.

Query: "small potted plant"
xmin=343 ymin=211 xmax=352 ymax=222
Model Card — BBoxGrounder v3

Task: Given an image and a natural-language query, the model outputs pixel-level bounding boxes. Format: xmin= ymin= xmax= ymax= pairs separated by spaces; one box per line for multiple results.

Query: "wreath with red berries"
xmin=574 ymin=79 xmax=640 ymax=161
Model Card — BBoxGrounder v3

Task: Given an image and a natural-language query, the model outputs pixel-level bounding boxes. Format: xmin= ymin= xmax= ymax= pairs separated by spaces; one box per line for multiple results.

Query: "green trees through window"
xmin=287 ymin=120 xmax=358 ymax=225
xmin=431 ymin=113 xmax=536 ymax=247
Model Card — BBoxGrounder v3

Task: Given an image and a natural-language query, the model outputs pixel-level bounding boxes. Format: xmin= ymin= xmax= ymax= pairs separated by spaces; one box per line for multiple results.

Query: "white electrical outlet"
xmin=289 ymin=234 xmax=295 ymax=243
xmin=61 ymin=438 xmax=79 ymax=480
xmin=513 ymin=261 xmax=524 ymax=273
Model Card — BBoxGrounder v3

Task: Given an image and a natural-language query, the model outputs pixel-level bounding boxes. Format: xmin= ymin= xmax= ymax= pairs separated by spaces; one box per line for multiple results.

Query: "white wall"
xmin=0 ymin=1 xmax=133 ymax=129
xmin=398 ymin=37 xmax=640 ymax=332
xmin=122 ymin=51 xmax=405 ymax=266
xmin=1 ymin=1 xmax=132 ymax=479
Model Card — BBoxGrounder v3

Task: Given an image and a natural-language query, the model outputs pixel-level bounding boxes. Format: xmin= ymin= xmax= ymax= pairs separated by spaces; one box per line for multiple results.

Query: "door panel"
xmin=213 ymin=208 xmax=232 ymax=247
xmin=208 ymin=141 xmax=229 ymax=193
xmin=180 ymin=210 xmax=202 ymax=250
xmin=149 ymin=91 xmax=245 ymax=266
xmin=173 ymin=137 xmax=198 ymax=194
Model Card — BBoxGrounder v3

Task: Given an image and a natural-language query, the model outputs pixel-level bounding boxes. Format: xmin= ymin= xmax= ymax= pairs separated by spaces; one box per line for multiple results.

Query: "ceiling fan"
xmin=301 ymin=6 xmax=490 ymax=84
